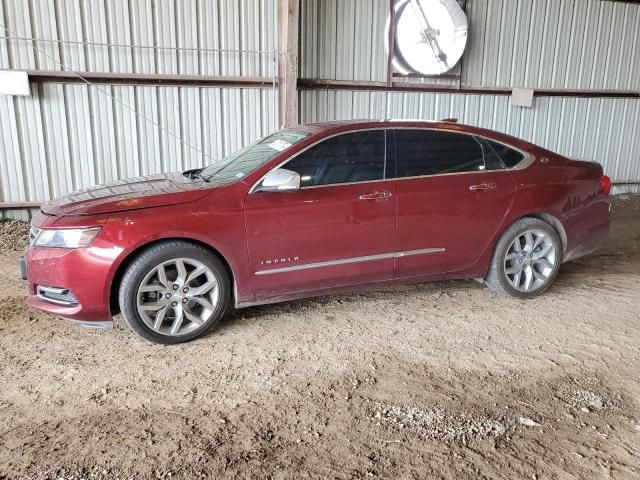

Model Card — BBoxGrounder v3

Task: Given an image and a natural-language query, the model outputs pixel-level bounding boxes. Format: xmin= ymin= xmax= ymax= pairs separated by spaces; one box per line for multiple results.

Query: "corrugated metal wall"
xmin=300 ymin=0 xmax=640 ymax=90
xmin=0 ymin=0 xmax=277 ymax=220
xmin=299 ymin=90 xmax=640 ymax=191
xmin=0 ymin=0 xmax=276 ymax=76
xmin=298 ymin=0 xmax=640 ymax=192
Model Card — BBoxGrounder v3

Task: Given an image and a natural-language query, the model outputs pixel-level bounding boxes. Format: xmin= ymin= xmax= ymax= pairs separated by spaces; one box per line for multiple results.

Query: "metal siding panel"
xmin=177 ymin=0 xmax=199 ymax=75
xmin=112 ymin=85 xmax=139 ymax=178
xmin=157 ymin=88 xmax=183 ymax=172
xmin=14 ymin=91 xmax=49 ymax=200
xmin=54 ymin=0 xmax=86 ymax=71
xmin=199 ymin=0 xmax=221 ymax=76
xmin=89 ymin=85 xmax=119 ymax=184
xmin=221 ymin=88 xmax=243 ymax=155
xmin=462 ymin=0 xmax=486 ymax=86
xmin=508 ymin=0 xmax=533 ymax=88
xmin=65 ymin=84 xmax=96 ymax=189
xmin=550 ymin=0 xmax=575 ymax=89
xmin=537 ymin=0 xmax=561 ymax=89
xmin=30 ymin=0 xmax=60 ymax=70
xmin=136 ymin=86 xmax=162 ymax=175
xmin=105 ymin=0 xmax=133 ymax=73
xmin=0 ymin=3 xmax=10 ymax=68
xmin=614 ymin=5 xmax=639 ymax=90
xmin=590 ymin=2 xmax=613 ymax=90
xmin=179 ymin=87 xmax=203 ymax=169
xmin=39 ymin=83 xmax=74 ymax=197
xmin=82 ymin=0 xmax=110 ymax=72
xmin=153 ymin=0 xmax=178 ymax=75
xmin=219 ymin=0 xmax=240 ymax=77
xmin=299 ymin=0 xmax=640 ymax=90
xmin=130 ymin=0 xmax=156 ymax=75
xmin=3 ymin=0 xmax=37 ymax=69
xmin=0 ymin=95 xmax=26 ymax=202
xmin=495 ymin=0 xmax=516 ymax=87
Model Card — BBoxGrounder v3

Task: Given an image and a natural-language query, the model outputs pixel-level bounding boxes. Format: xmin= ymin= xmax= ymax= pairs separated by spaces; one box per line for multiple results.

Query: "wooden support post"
xmin=387 ymin=0 xmax=396 ymax=87
xmin=278 ymin=0 xmax=299 ymax=127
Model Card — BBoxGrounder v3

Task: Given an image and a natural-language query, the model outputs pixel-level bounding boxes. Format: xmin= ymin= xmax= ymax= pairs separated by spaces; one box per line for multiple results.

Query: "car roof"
xmin=292 ymin=119 xmax=538 ymax=152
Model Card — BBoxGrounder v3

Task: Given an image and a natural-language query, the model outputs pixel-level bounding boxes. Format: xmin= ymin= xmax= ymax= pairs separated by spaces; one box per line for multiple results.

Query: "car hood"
xmin=40 ymin=173 xmax=216 ymax=216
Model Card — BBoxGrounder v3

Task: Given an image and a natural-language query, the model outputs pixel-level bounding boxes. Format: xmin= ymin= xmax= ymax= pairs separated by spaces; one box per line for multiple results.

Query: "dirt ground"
xmin=0 ymin=196 xmax=639 ymax=480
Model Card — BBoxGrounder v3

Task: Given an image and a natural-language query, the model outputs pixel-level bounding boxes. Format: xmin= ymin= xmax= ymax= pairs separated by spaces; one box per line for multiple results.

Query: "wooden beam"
xmin=386 ymin=0 xmax=396 ymax=87
xmin=278 ymin=0 xmax=299 ymax=127
xmin=296 ymin=78 xmax=640 ymax=99
xmin=0 ymin=202 xmax=41 ymax=209
xmin=27 ymin=70 xmax=275 ymax=89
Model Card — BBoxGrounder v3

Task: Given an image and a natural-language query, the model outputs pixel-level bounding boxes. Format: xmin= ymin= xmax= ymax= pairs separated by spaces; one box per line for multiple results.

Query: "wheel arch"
xmin=478 ymin=212 xmax=568 ymax=279
xmin=108 ymin=237 xmax=236 ymax=316
xmin=524 ymin=212 xmax=568 ymax=255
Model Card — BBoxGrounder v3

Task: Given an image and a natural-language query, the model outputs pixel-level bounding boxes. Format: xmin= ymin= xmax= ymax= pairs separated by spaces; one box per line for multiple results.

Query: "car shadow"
xmin=206 ymin=251 xmax=640 ymax=337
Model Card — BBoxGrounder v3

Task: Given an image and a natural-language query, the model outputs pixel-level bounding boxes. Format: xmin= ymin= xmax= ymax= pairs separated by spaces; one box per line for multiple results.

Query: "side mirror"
xmin=256 ymin=168 xmax=301 ymax=192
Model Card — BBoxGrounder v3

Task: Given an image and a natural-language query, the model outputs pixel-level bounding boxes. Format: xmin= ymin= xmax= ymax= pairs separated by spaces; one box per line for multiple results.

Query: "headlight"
xmin=33 ymin=227 xmax=102 ymax=249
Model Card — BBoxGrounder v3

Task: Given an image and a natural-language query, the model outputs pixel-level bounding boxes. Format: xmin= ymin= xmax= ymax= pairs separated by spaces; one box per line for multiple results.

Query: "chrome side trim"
xmin=254 ymin=248 xmax=445 ymax=276
xmin=395 ymin=247 xmax=446 ymax=258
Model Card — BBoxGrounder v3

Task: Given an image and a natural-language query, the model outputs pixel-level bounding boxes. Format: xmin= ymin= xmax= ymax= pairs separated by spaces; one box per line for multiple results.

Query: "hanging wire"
xmin=0 ymin=35 xmax=275 ymax=55
xmin=0 ymin=23 xmax=223 ymax=164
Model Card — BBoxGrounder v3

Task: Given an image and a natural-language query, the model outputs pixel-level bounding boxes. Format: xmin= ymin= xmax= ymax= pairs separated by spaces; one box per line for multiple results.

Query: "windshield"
xmin=200 ymin=130 xmax=310 ymax=185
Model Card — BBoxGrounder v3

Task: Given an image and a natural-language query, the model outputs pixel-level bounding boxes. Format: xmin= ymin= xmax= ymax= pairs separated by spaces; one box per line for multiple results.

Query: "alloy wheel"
xmin=136 ymin=258 xmax=219 ymax=336
xmin=503 ymin=229 xmax=557 ymax=293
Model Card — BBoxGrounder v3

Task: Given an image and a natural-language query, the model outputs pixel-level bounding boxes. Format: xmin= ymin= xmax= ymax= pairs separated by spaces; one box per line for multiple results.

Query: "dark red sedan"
xmin=22 ymin=120 xmax=610 ymax=343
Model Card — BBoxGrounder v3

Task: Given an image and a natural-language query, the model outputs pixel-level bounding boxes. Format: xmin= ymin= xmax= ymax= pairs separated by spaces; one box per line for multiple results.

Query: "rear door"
xmin=244 ymin=130 xmax=397 ymax=299
xmin=392 ymin=129 xmax=518 ymax=278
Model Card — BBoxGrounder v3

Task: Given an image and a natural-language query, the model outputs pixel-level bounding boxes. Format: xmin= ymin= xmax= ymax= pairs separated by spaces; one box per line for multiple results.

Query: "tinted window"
xmin=284 ymin=131 xmax=386 ymax=187
xmin=393 ymin=130 xmax=485 ymax=178
xmin=483 ymin=139 xmax=525 ymax=169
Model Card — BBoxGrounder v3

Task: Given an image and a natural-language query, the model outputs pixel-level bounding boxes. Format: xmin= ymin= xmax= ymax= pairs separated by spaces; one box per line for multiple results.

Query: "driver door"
xmin=243 ymin=130 xmax=396 ymax=300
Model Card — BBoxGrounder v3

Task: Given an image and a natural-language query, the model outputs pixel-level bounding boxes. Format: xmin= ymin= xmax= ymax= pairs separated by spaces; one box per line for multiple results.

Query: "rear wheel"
xmin=484 ymin=218 xmax=562 ymax=299
xmin=119 ymin=241 xmax=230 ymax=344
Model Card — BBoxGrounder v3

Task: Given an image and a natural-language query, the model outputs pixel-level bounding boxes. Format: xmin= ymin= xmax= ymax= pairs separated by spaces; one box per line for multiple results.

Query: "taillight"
xmin=599 ymin=175 xmax=611 ymax=196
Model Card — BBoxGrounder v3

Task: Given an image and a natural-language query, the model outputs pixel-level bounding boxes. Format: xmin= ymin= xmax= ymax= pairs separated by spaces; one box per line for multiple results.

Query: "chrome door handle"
xmin=359 ymin=191 xmax=392 ymax=201
xmin=469 ymin=183 xmax=496 ymax=192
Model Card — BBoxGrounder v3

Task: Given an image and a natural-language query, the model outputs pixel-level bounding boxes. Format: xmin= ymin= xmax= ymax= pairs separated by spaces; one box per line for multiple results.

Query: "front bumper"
xmin=23 ymin=244 xmax=118 ymax=326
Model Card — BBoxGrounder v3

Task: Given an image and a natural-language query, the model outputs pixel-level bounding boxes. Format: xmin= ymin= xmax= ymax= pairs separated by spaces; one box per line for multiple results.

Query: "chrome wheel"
xmin=136 ymin=258 xmax=219 ymax=336
xmin=503 ymin=229 xmax=557 ymax=293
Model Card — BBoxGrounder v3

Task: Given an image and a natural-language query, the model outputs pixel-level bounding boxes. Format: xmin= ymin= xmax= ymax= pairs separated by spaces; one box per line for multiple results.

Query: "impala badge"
xmin=261 ymin=256 xmax=299 ymax=266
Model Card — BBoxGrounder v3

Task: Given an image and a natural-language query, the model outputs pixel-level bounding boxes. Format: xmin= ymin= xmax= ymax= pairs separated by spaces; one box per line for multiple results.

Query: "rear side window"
xmin=393 ymin=129 xmax=485 ymax=178
xmin=482 ymin=139 xmax=525 ymax=169
xmin=284 ymin=130 xmax=386 ymax=187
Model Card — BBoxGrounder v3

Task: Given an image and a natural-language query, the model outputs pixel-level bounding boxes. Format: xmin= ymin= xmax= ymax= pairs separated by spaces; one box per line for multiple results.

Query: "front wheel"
xmin=484 ymin=218 xmax=562 ymax=299
xmin=119 ymin=241 xmax=230 ymax=344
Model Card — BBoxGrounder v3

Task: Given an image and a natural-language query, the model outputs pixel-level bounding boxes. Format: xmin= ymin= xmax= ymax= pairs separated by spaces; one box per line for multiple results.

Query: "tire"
xmin=118 ymin=240 xmax=230 ymax=344
xmin=484 ymin=218 xmax=562 ymax=299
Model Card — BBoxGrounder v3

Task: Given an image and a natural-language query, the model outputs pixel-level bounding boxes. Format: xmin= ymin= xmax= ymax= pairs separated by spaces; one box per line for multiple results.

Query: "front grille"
xmin=28 ymin=226 xmax=41 ymax=246
xmin=36 ymin=286 xmax=79 ymax=306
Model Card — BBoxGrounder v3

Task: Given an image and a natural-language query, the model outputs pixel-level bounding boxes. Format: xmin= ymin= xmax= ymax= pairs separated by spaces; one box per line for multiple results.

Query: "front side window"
xmin=393 ymin=129 xmax=485 ymax=178
xmin=284 ymin=130 xmax=387 ymax=187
